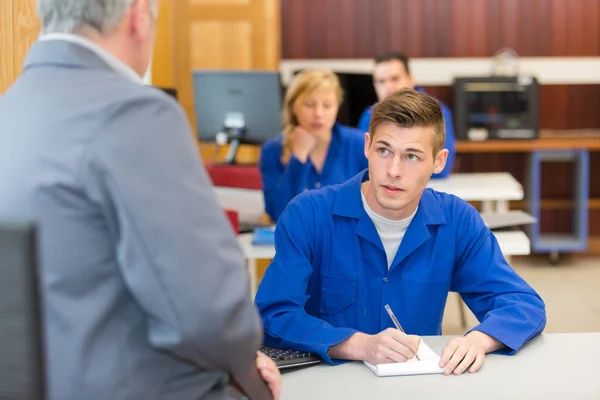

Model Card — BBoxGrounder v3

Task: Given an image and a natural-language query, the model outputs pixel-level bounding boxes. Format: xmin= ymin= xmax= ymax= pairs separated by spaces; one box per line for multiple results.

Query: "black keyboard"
xmin=238 ymin=222 xmax=270 ymax=234
xmin=260 ymin=345 xmax=321 ymax=370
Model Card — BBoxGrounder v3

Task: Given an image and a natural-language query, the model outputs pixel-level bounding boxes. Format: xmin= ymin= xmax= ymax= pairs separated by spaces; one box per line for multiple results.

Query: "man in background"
xmin=358 ymin=53 xmax=456 ymax=178
xmin=0 ymin=0 xmax=280 ymax=398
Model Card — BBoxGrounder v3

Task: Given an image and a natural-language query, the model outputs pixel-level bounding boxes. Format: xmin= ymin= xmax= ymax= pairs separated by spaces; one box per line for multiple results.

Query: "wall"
xmin=282 ymin=0 xmax=599 ymax=58
xmin=282 ymin=0 xmax=600 ymax=130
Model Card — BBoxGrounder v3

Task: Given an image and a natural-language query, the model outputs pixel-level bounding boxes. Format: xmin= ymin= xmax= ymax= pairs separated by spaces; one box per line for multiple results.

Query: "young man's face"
xmin=373 ymin=60 xmax=415 ymax=101
xmin=363 ymin=123 xmax=447 ymax=220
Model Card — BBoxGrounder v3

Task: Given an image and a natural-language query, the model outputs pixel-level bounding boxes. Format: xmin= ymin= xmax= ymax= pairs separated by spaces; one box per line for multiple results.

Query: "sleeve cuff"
xmin=287 ymin=154 xmax=307 ymax=171
xmin=311 ymin=328 xmax=358 ymax=364
xmin=467 ymin=317 xmax=543 ymax=355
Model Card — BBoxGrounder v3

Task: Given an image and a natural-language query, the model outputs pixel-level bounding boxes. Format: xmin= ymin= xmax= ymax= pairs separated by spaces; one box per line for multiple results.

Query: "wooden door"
xmin=0 ymin=0 xmax=40 ymax=93
xmin=152 ymin=0 xmax=281 ymax=163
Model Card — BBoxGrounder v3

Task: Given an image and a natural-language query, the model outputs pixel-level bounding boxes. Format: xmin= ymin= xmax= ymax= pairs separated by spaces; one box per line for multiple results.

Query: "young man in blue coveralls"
xmin=255 ymin=89 xmax=546 ymax=376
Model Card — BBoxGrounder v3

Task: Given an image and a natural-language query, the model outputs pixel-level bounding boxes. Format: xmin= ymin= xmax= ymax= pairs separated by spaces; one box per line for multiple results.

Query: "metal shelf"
xmin=528 ymin=150 xmax=589 ymax=254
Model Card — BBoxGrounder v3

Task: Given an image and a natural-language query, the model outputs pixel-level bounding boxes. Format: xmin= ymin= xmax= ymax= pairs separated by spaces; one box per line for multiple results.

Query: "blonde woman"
xmin=259 ymin=69 xmax=367 ymax=222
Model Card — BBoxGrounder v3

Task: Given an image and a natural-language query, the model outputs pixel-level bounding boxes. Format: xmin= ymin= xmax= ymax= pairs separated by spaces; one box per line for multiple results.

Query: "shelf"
xmin=588 ymin=236 xmax=600 ymax=255
xmin=534 ymin=234 xmax=588 ymax=253
xmin=456 ymin=134 xmax=600 ymax=153
xmin=510 ymin=199 xmax=600 ymax=210
xmin=528 ymin=150 xmax=589 ymax=254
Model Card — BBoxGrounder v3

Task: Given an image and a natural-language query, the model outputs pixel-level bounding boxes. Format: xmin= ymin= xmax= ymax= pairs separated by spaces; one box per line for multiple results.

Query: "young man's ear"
xmin=364 ymin=132 xmax=371 ymax=159
xmin=433 ymin=148 xmax=449 ymax=174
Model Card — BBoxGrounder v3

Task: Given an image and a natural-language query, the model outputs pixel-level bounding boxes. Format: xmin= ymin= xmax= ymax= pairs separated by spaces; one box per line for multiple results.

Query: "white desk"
xmin=281 ymin=333 xmax=600 ymax=400
xmin=213 ymin=186 xmax=265 ymax=224
xmin=493 ymin=230 xmax=531 ymax=256
xmin=239 ymin=230 xmax=530 ymax=260
xmin=427 ymin=172 xmax=523 ymax=213
xmin=215 ymin=172 xmax=524 ymax=222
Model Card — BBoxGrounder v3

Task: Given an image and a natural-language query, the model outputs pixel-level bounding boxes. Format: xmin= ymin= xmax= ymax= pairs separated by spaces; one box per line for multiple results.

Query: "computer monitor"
xmin=335 ymin=72 xmax=378 ymax=128
xmin=290 ymin=70 xmax=377 ymax=129
xmin=192 ymin=71 xmax=283 ymax=164
xmin=0 ymin=222 xmax=45 ymax=399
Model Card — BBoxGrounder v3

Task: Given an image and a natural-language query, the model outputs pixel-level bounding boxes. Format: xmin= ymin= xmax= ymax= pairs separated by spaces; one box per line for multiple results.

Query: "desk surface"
xmin=214 ymin=186 xmax=265 ymax=224
xmin=281 ymin=333 xmax=600 ymax=400
xmin=427 ymin=173 xmax=523 ymax=201
xmin=238 ymin=229 xmax=530 ymax=259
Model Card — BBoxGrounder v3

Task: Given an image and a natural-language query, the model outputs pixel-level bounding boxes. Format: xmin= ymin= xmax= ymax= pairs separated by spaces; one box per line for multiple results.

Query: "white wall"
xmin=280 ymin=57 xmax=600 ymax=86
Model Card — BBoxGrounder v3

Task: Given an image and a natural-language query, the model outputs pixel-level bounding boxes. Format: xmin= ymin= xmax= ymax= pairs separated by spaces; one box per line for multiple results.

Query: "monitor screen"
xmin=290 ymin=70 xmax=377 ymax=130
xmin=335 ymin=72 xmax=377 ymax=129
xmin=192 ymin=71 xmax=282 ymax=145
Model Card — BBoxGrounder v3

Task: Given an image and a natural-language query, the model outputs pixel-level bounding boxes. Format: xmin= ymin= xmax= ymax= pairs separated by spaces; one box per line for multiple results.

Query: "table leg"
xmin=481 ymin=200 xmax=494 ymax=213
xmin=248 ymin=258 xmax=257 ymax=299
xmin=496 ymin=200 xmax=509 ymax=213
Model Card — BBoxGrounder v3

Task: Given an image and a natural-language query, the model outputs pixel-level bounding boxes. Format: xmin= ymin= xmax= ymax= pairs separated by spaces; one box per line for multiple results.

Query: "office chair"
xmin=0 ymin=222 xmax=46 ymax=399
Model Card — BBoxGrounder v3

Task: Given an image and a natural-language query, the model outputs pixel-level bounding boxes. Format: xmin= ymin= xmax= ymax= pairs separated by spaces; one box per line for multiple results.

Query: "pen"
xmin=384 ymin=304 xmax=421 ymax=361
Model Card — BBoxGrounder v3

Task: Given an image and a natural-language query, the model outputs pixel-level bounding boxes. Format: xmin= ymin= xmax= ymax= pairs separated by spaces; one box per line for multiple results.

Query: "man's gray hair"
xmin=38 ymin=0 xmax=157 ymax=35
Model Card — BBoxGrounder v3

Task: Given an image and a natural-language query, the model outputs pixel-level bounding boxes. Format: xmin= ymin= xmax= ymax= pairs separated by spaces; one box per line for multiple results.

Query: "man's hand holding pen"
xmin=360 ymin=328 xmax=422 ymax=364
xmin=327 ymin=303 xmax=421 ymax=364
xmin=326 ymin=329 xmax=421 ymax=364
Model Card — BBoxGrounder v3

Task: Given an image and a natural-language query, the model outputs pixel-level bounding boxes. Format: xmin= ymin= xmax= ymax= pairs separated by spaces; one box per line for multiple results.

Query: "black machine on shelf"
xmin=453 ymin=76 xmax=539 ymax=141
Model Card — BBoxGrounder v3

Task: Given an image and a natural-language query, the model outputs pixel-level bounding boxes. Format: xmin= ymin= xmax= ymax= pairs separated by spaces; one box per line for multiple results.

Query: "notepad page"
xmin=363 ymin=339 xmax=444 ymax=377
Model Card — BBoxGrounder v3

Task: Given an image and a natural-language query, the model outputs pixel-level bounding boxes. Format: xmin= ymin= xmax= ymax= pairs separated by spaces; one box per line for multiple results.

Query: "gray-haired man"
xmin=0 ymin=0 xmax=280 ymax=398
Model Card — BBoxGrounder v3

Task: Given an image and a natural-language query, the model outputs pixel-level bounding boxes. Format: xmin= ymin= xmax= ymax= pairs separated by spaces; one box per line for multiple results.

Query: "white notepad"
xmin=363 ymin=339 xmax=444 ymax=377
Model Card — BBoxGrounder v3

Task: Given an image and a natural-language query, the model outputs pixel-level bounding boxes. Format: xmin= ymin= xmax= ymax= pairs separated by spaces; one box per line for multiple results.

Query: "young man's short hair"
xmin=369 ymin=89 xmax=445 ymax=156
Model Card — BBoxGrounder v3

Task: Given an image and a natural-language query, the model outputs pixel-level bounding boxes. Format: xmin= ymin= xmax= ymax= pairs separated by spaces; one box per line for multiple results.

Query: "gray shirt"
xmin=0 ymin=39 xmax=261 ymax=400
xmin=361 ymin=191 xmax=417 ymax=268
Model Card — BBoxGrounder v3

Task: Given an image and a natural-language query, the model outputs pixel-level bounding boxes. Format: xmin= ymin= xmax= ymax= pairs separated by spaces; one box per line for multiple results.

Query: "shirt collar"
xmin=39 ymin=33 xmax=143 ymax=83
xmin=332 ymin=169 xmax=447 ymax=226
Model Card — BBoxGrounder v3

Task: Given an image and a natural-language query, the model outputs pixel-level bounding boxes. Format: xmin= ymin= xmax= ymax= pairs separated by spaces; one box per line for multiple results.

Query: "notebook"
xmin=363 ymin=339 xmax=444 ymax=377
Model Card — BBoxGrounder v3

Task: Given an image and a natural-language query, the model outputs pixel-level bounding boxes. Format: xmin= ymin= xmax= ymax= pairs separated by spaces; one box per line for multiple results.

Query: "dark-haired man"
xmin=358 ymin=53 xmax=456 ymax=178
